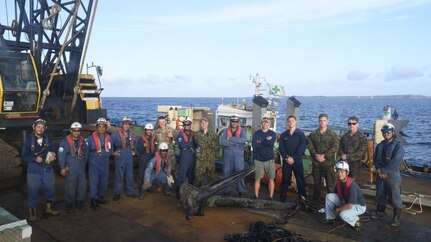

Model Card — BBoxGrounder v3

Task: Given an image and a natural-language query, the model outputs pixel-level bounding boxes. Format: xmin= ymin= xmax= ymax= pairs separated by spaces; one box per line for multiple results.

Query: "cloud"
xmin=385 ymin=65 xmax=423 ymax=81
xmin=138 ymin=0 xmax=430 ymax=31
xmin=347 ymin=70 xmax=369 ymax=81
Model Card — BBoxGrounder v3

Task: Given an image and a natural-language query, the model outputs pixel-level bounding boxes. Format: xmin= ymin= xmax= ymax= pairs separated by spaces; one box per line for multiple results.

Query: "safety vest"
xmin=117 ymin=128 xmax=135 ymax=151
xmin=141 ymin=135 xmax=155 ymax=154
xmin=179 ymin=129 xmax=194 ymax=143
xmin=227 ymin=126 xmax=242 ymax=139
xmin=66 ymin=135 xmax=84 ymax=157
xmin=154 ymin=152 xmax=169 ymax=174
xmin=92 ymin=131 xmax=111 ymax=153
xmin=336 ymin=177 xmax=354 ymax=205
xmin=30 ymin=134 xmax=50 ymax=155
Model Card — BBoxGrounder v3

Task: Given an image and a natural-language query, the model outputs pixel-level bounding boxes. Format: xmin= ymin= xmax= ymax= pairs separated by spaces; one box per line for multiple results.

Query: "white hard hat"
xmin=158 ymin=142 xmax=169 ymax=150
xmin=70 ymin=122 xmax=82 ymax=129
xmin=33 ymin=118 xmax=47 ymax=129
xmin=334 ymin=161 xmax=349 ymax=172
xmin=145 ymin=123 xmax=154 ymax=130
xmin=121 ymin=116 xmax=132 ymax=123
xmin=230 ymin=114 xmax=240 ymax=121
xmin=381 ymin=123 xmax=395 ymax=132
xmin=96 ymin=117 xmax=107 ymax=125
xmin=182 ymin=117 xmax=192 ymax=125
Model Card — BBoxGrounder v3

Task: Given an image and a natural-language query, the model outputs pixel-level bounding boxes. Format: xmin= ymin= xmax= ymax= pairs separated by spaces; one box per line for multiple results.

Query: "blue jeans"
xmin=27 ymin=170 xmax=55 ymax=208
xmin=325 ymin=193 xmax=366 ymax=227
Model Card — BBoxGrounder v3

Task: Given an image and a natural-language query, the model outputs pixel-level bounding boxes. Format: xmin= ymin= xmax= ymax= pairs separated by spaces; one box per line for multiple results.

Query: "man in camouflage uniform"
xmin=307 ymin=113 xmax=339 ymax=201
xmin=153 ymin=116 xmax=178 ymax=174
xmin=194 ymin=117 xmax=218 ymax=187
xmin=338 ymin=116 xmax=367 ymax=187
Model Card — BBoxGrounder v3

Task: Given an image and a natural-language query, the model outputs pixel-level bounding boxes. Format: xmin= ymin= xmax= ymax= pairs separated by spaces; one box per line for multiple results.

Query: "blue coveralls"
xmin=279 ymin=128 xmax=307 ymax=198
xmin=373 ymin=137 xmax=404 ymax=209
xmin=137 ymin=135 xmax=155 ymax=190
xmin=111 ymin=129 xmax=137 ymax=196
xmin=87 ymin=132 xmax=112 ymax=200
xmin=143 ymin=154 xmax=172 ymax=190
xmin=221 ymin=127 xmax=247 ymax=193
xmin=177 ymin=130 xmax=196 ymax=187
xmin=21 ymin=134 xmax=56 ymax=208
xmin=58 ymin=137 xmax=89 ymax=204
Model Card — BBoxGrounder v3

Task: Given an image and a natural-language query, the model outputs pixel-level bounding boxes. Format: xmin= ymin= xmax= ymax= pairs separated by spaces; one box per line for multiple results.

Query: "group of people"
xmin=21 ymin=115 xmax=218 ymax=221
xmin=250 ymin=114 xmax=404 ymax=231
xmin=22 ymin=112 xmax=405 ymax=230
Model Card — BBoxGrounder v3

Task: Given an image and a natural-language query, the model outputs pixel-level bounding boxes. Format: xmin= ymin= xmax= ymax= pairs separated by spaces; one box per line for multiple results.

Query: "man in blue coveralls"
xmin=111 ymin=116 xmax=137 ymax=201
xmin=87 ymin=117 xmax=112 ymax=210
xmin=141 ymin=142 xmax=175 ymax=199
xmin=21 ymin=119 xmax=59 ymax=221
xmin=58 ymin=122 xmax=89 ymax=214
xmin=279 ymin=115 xmax=307 ymax=202
xmin=221 ymin=114 xmax=247 ymax=197
xmin=137 ymin=123 xmax=156 ymax=200
xmin=371 ymin=123 xmax=404 ymax=227
xmin=177 ymin=117 xmax=197 ymax=189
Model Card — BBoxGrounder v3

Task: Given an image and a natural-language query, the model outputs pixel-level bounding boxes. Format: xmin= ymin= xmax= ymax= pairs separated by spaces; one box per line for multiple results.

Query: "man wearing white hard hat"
xmin=111 ymin=116 xmax=138 ymax=201
xmin=87 ymin=117 xmax=112 ymax=210
xmin=140 ymin=142 xmax=176 ymax=199
xmin=371 ymin=123 xmax=404 ymax=227
xmin=21 ymin=119 xmax=59 ymax=221
xmin=58 ymin=122 xmax=89 ymax=214
xmin=321 ymin=161 xmax=366 ymax=231
xmin=137 ymin=123 xmax=156 ymax=199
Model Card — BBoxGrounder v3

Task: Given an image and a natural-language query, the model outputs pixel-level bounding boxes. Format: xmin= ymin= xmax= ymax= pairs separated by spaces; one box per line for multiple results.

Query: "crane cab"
xmin=0 ymin=51 xmax=41 ymax=128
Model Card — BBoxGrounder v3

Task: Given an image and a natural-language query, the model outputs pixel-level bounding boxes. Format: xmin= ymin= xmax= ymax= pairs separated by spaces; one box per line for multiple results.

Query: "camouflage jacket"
xmin=194 ymin=130 xmax=218 ymax=160
xmin=307 ymin=128 xmax=339 ymax=164
xmin=338 ymin=131 xmax=368 ymax=163
xmin=153 ymin=126 xmax=178 ymax=149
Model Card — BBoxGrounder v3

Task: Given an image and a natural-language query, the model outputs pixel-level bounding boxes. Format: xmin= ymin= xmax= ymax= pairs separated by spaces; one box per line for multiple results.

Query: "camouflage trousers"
xmin=194 ymin=159 xmax=215 ymax=187
xmin=348 ymin=160 xmax=362 ymax=187
xmin=312 ymin=161 xmax=336 ymax=201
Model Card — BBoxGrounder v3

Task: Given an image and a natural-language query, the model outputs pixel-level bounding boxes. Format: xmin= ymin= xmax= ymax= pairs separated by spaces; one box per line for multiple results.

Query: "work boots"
xmin=91 ymin=199 xmax=100 ymax=210
xmin=97 ymin=197 xmax=109 ymax=205
xmin=139 ymin=189 xmax=146 ymax=200
xmin=28 ymin=208 xmax=37 ymax=221
xmin=65 ymin=203 xmax=75 ymax=214
xmin=45 ymin=202 xmax=59 ymax=216
xmin=390 ymin=208 xmax=401 ymax=227
xmin=164 ymin=185 xmax=176 ymax=197
xmin=371 ymin=204 xmax=386 ymax=220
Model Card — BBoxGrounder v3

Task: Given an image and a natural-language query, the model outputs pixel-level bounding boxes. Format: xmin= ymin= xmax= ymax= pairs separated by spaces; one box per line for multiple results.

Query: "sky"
xmin=2 ymin=0 xmax=431 ymax=97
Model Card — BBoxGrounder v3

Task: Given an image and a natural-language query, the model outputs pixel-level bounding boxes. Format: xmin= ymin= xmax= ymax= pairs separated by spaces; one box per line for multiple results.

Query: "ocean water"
xmin=103 ymin=96 xmax=431 ymax=167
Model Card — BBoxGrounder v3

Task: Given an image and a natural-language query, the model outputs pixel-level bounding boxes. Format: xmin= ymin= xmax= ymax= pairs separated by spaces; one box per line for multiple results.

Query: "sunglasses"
xmin=382 ymin=130 xmax=393 ymax=134
xmin=348 ymin=122 xmax=357 ymax=126
xmin=160 ymin=149 xmax=168 ymax=152
xmin=231 ymin=120 xmax=239 ymax=123
xmin=72 ymin=130 xmax=81 ymax=133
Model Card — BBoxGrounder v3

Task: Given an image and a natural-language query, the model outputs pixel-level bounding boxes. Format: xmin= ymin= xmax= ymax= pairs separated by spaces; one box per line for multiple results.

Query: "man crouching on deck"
xmin=321 ymin=161 xmax=366 ymax=231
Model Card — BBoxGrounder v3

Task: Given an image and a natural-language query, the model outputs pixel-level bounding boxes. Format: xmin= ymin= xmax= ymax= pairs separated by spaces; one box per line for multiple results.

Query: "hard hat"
xmin=182 ymin=117 xmax=192 ymax=125
xmin=33 ymin=118 xmax=47 ymax=127
xmin=334 ymin=161 xmax=350 ymax=172
xmin=158 ymin=142 xmax=169 ymax=150
xmin=381 ymin=123 xmax=395 ymax=132
xmin=230 ymin=114 xmax=240 ymax=121
xmin=96 ymin=117 xmax=107 ymax=126
xmin=145 ymin=123 xmax=154 ymax=130
xmin=70 ymin=122 xmax=82 ymax=129
xmin=121 ymin=116 xmax=132 ymax=123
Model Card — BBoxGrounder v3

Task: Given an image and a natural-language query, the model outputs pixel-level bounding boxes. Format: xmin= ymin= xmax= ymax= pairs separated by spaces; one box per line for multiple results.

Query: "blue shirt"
xmin=252 ymin=129 xmax=276 ymax=161
xmin=279 ymin=128 xmax=306 ymax=162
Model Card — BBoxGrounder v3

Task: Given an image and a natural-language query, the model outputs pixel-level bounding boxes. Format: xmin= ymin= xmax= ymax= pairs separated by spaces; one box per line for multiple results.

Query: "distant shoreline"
xmin=103 ymin=95 xmax=431 ymax=99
